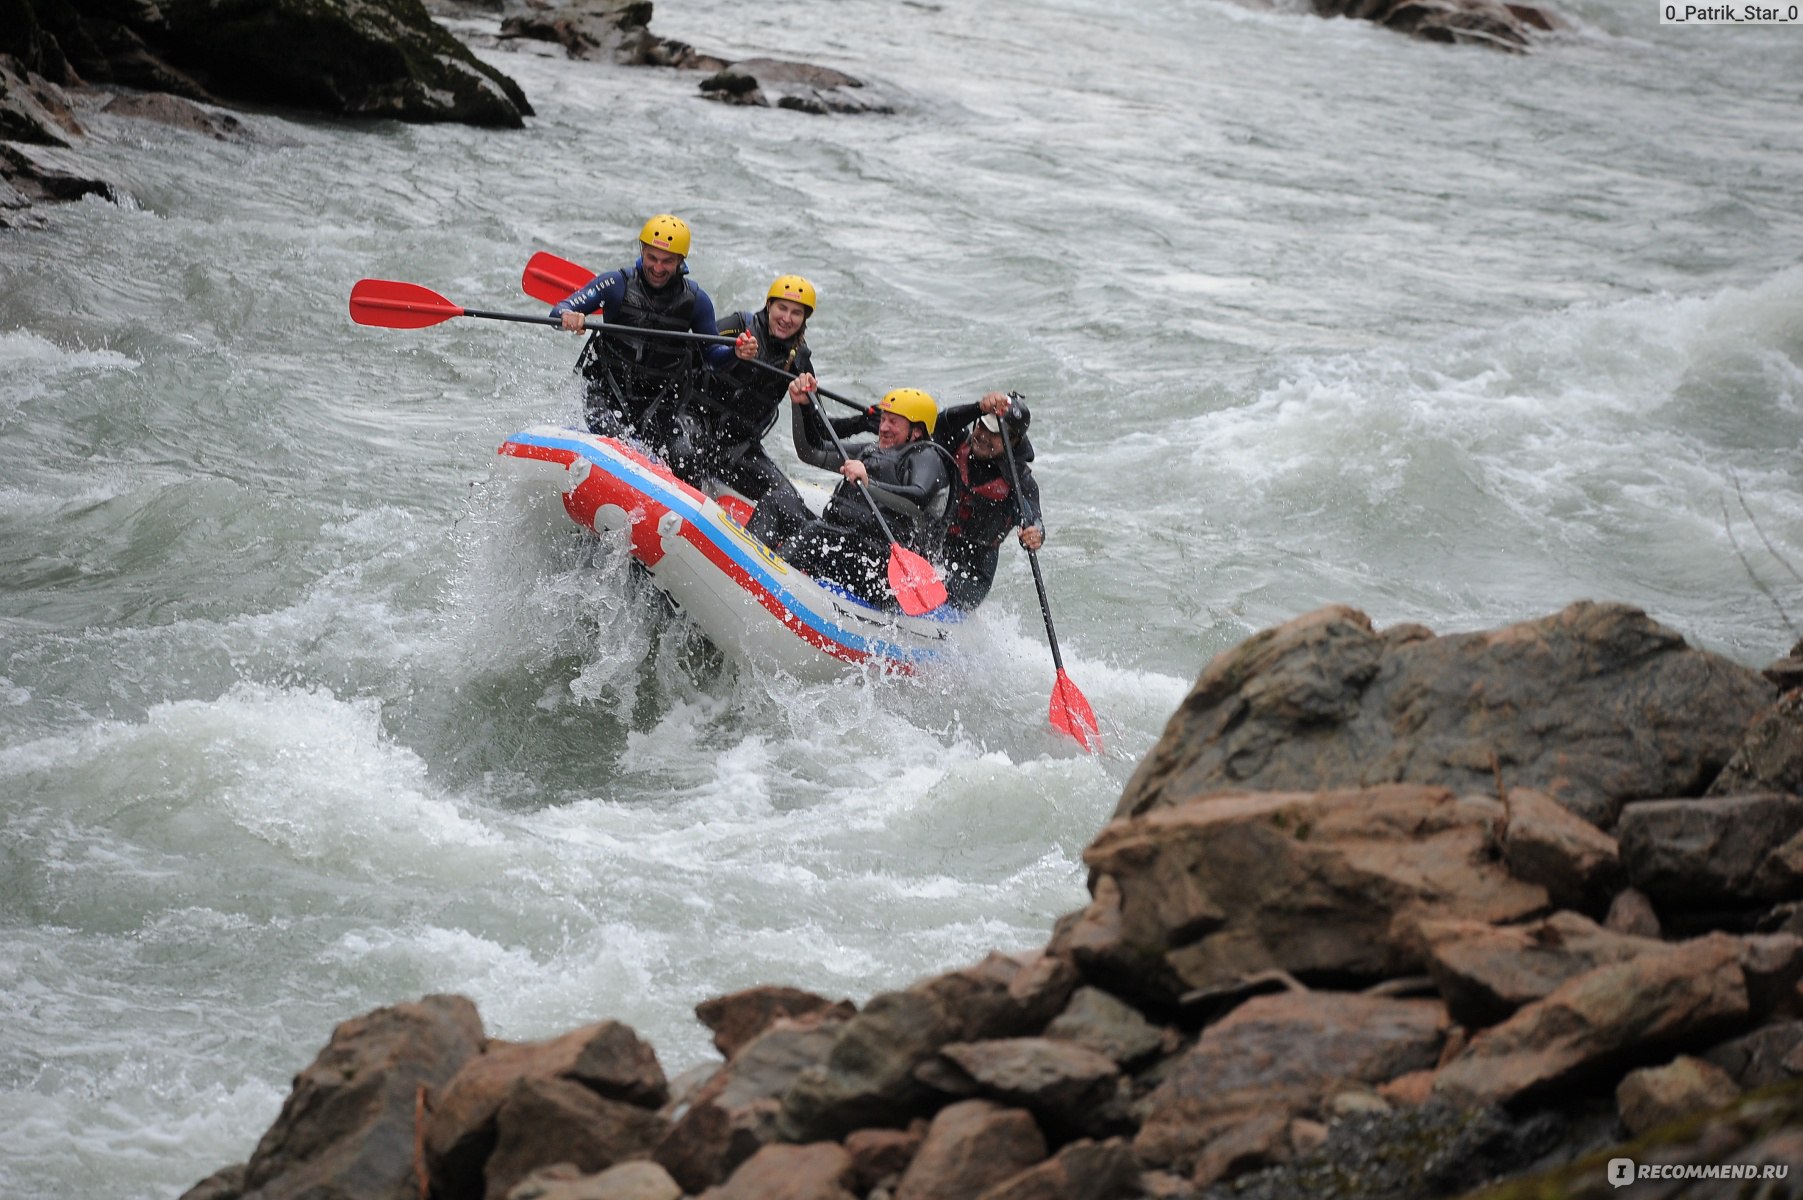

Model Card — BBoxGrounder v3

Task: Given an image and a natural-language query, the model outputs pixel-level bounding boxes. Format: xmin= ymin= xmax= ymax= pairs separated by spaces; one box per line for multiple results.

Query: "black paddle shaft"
xmin=997 ymin=411 xmax=1067 ymax=675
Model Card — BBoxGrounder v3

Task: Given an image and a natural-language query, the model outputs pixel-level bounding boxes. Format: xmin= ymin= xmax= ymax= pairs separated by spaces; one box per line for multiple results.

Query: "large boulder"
xmin=237 ymin=994 xmax=487 ymax=1200
xmin=1116 ymin=603 xmax=1775 ymax=829
xmin=1053 ymin=784 xmax=1548 ymax=1006
xmin=6 ymin=0 xmax=531 ymax=125
xmin=154 ymin=0 xmax=532 ymax=125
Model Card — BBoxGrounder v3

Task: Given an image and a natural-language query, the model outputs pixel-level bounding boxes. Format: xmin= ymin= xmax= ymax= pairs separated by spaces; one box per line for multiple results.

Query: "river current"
xmin=2 ymin=0 xmax=1799 ymax=1194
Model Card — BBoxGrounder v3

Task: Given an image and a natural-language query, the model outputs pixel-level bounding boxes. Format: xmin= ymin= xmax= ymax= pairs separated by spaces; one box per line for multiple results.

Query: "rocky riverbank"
xmin=178 ymin=601 xmax=1803 ymax=1200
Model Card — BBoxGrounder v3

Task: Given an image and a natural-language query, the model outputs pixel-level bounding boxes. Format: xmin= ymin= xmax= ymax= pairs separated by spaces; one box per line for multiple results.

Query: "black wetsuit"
xmin=674 ymin=307 xmax=813 ymax=501
xmin=933 ymin=402 xmax=1043 ymax=611
xmin=549 ymin=259 xmax=727 ymax=453
xmin=749 ymin=404 xmax=952 ymax=606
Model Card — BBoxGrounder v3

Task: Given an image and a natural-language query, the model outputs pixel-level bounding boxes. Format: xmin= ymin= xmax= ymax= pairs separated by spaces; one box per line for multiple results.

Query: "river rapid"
xmin=2 ymin=0 xmax=1799 ymax=1194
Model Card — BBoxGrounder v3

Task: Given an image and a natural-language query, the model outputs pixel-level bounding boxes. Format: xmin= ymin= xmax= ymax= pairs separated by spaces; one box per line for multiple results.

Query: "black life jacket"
xmin=698 ymin=309 xmax=812 ymax=440
xmin=581 ymin=265 xmax=700 ymax=382
xmin=824 ymin=439 xmax=950 ymax=550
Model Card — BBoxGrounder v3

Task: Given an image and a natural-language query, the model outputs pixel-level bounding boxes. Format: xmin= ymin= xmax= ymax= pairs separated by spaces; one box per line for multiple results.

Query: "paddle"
xmin=521 ymin=251 xmax=874 ymax=416
xmin=348 ymin=278 xmax=743 ymax=349
xmin=996 ymin=406 xmax=1101 ymax=752
xmin=787 ymin=387 xmax=945 ymax=616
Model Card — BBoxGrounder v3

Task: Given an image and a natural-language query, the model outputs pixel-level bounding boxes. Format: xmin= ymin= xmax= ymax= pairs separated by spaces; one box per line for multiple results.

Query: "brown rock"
xmin=935 ymin=1038 xmax=1122 ymax=1135
xmin=1605 ymin=887 xmax=1662 ymax=937
xmin=694 ymin=986 xmax=854 ymax=1060
xmin=1417 ymin=911 xmax=1662 ymax=1027
xmin=974 ymin=1138 xmax=1140 ymax=1200
xmin=779 ymin=953 xmax=1069 ymax=1142
xmin=656 ymin=1017 xmax=841 ymax=1193
xmin=1433 ymin=933 xmax=1753 ymax=1106
xmin=505 ymin=1159 xmax=681 ymax=1200
xmin=1188 ymin=1108 xmax=1291 ymax=1189
xmin=844 ymin=1126 xmax=923 ymax=1193
xmin=1502 ymin=788 xmax=1622 ymax=911
xmin=1115 ymin=603 xmax=1772 ymax=829
xmin=1703 ymin=1020 xmax=1803 ymax=1089
xmin=1056 ymin=784 xmax=1548 ymax=1006
xmin=1617 ymin=1056 xmax=1742 ymax=1137
xmin=238 ymin=994 xmax=486 ymax=1200
xmin=426 ymin=1021 xmax=667 ymax=1200
xmin=1044 ymin=987 xmax=1167 ymax=1068
xmin=894 ymin=1100 xmax=1048 ymax=1200
xmin=700 ymin=1141 xmax=856 ymax=1200
xmin=1134 ymin=991 xmax=1447 ymax=1172
xmin=484 ymin=1076 xmax=668 ymax=1200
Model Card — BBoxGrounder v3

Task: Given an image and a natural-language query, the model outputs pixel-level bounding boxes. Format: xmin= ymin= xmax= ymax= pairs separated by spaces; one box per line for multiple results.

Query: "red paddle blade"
xmin=887 ymin=545 xmax=948 ymax=616
xmin=1050 ymin=670 xmax=1101 ymax=752
xmin=522 ymin=251 xmax=595 ymax=304
xmin=349 ymin=279 xmax=464 ymax=329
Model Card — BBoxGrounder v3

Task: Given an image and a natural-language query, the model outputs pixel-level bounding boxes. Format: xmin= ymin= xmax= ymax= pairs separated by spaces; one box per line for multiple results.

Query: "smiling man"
xmin=550 ymin=213 xmax=733 ymax=450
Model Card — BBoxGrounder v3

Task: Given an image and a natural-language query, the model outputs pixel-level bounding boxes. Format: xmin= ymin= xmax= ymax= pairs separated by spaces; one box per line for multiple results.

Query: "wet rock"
xmin=698 ymin=59 xmax=894 ymax=116
xmin=1311 ymin=0 xmax=1568 ymax=49
xmin=99 ymin=91 xmax=254 ymax=141
xmin=1115 ymin=603 xmax=1774 ymax=829
xmin=0 ymin=54 xmax=80 ymax=146
xmin=238 ymin=994 xmax=487 ymax=1200
xmin=1056 ymin=784 xmax=1547 ymax=1007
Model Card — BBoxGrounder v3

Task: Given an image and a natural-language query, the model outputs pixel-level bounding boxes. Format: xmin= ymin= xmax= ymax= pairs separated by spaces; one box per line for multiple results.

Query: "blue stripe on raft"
xmin=508 ymin=428 xmax=959 ymax=666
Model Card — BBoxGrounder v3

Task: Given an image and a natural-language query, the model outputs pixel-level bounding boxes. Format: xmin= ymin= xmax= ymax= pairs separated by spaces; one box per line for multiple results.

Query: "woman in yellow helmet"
xmin=747 ymin=377 xmax=953 ymax=608
xmin=550 ymin=214 xmax=733 ymax=447
xmin=673 ymin=274 xmax=819 ymax=502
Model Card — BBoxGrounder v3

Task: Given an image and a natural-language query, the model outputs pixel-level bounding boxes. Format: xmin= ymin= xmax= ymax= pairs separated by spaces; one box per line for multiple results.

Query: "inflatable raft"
xmin=497 ymin=425 xmax=963 ymax=679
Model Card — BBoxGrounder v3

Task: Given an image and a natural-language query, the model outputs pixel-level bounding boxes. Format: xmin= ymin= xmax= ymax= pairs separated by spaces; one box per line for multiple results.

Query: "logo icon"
xmin=1609 ymin=1158 xmax=1636 ymax=1187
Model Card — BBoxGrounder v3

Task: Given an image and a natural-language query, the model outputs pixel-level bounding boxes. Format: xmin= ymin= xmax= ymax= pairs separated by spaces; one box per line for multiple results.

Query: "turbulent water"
xmin=2 ymin=0 xmax=1800 ymax=1193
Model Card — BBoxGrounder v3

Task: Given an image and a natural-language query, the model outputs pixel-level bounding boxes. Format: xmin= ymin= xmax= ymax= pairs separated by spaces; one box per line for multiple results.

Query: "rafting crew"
xmin=552 ymin=213 xmax=741 ymax=454
xmin=749 ymin=377 xmax=952 ymax=607
xmin=669 ymin=274 xmax=820 ymax=503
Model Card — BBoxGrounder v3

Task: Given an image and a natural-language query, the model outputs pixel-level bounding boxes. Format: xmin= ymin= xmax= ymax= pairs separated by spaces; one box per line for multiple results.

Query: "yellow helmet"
xmin=766 ymin=274 xmax=817 ymax=313
xmin=878 ymin=387 xmax=937 ymax=435
xmin=639 ymin=213 xmax=691 ymax=257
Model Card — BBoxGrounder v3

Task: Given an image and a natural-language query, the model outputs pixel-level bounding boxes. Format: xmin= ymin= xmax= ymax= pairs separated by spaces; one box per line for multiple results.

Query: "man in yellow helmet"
xmin=747 ymin=376 xmax=953 ymax=607
xmin=670 ymin=274 xmax=818 ymax=502
xmin=550 ymin=213 xmax=735 ymax=449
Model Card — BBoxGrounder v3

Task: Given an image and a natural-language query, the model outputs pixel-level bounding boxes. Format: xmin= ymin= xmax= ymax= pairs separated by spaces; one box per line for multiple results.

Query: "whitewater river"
xmin=2 ymin=0 xmax=1799 ymax=1193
